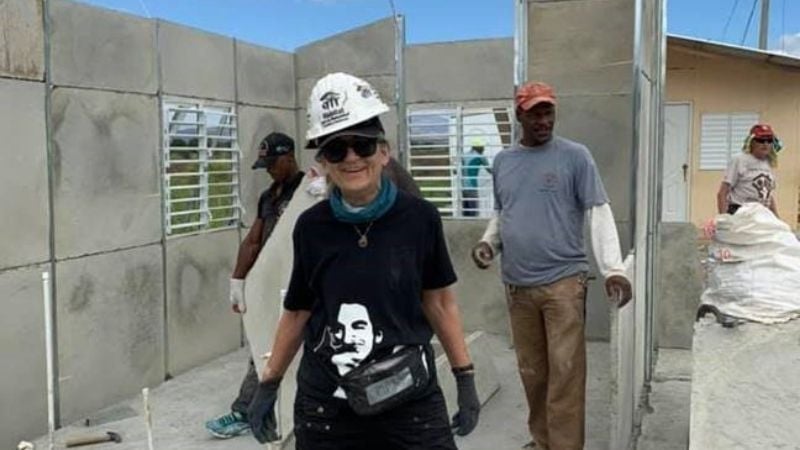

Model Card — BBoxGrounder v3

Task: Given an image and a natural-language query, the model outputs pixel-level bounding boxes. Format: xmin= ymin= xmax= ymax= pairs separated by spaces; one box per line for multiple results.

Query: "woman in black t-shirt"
xmin=245 ymin=73 xmax=480 ymax=450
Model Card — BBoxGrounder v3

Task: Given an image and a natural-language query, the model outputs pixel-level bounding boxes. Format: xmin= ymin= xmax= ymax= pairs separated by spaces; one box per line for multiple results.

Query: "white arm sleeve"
xmin=480 ymin=212 xmax=502 ymax=254
xmin=588 ymin=203 xmax=627 ymax=279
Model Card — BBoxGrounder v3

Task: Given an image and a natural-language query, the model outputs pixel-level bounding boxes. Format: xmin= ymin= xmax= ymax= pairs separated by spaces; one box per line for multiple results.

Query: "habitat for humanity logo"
xmin=320 ymin=91 xmax=349 ymax=128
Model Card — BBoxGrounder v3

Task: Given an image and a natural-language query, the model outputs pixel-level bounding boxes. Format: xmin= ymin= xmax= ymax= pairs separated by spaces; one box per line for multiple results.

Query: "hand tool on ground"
xmin=65 ymin=431 xmax=122 ymax=447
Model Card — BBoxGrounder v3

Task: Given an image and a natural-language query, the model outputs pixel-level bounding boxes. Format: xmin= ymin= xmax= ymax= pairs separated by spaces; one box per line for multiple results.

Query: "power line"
xmin=721 ymin=0 xmax=741 ymax=40
xmin=741 ymin=0 xmax=758 ymax=46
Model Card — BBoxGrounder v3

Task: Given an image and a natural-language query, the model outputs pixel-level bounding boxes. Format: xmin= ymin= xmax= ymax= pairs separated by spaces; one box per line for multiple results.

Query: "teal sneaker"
xmin=205 ymin=411 xmax=250 ymax=439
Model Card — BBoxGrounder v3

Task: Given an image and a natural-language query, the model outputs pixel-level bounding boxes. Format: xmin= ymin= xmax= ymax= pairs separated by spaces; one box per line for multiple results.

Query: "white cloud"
xmin=773 ymin=33 xmax=800 ymax=57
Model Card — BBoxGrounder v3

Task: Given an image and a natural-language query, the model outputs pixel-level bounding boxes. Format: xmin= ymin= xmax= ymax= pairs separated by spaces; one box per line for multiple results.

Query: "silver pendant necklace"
xmin=353 ymin=221 xmax=374 ymax=248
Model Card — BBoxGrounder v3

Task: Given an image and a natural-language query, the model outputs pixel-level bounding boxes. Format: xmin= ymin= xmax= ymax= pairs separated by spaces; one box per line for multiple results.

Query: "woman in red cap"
xmin=716 ymin=123 xmax=783 ymax=216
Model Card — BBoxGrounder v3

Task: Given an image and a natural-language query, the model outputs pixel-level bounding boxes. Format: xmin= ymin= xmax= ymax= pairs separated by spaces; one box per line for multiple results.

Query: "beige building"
xmin=665 ymin=36 xmax=800 ymax=229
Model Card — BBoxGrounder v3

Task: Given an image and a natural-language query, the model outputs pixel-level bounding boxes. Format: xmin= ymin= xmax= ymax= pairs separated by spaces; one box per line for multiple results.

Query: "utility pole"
xmin=759 ymin=0 xmax=770 ymax=50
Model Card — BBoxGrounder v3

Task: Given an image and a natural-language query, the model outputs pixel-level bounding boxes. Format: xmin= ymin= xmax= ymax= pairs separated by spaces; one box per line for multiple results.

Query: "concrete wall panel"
xmin=237 ymin=106 xmax=297 ymax=226
xmin=0 ymin=265 xmax=48 ymax=449
xmin=553 ymin=94 xmax=634 ymax=223
xmin=159 ymin=21 xmax=235 ymax=101
xmin=656 ymin=223 xmax=702 ymax=349
xmin=236 ymin=41 xmax=295 ymax=108
xmin=0 ymin=79 xmax=49 ymax=269
xmin=529 ymin=0 xmax=634 ymax=96
xmin=442 ymin=220 xmax=509 ymax=336
xmin=405 ymin=39 xmax=513 ymax=104
xmin=690 ymin=320 xmax=800 ymax=448
xmin=0 ymin=0 xmax=44 ymax=80
xmin=56 ymin=245 xmax=164 ymax=424
xmin=166 ymin=230 xmax=240 ymax=375
xmin=50 ymin=0 xmax=157 ymax=93
xmin=294 ymin=18 xmax=396 ymax=79
xmin=51 ymin=88 xmax=160 ymax=259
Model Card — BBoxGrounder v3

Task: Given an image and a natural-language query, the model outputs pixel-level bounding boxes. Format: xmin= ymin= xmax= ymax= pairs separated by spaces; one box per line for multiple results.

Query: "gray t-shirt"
xmin=492 ymin=136 xmax=609 ymax=286
xmin=724 ymin=153 xmax=775 ymax=207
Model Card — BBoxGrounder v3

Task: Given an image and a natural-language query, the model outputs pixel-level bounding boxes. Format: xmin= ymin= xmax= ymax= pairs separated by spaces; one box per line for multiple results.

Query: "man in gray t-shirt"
xmin=470 ymin=81 xmax=632 ymax=450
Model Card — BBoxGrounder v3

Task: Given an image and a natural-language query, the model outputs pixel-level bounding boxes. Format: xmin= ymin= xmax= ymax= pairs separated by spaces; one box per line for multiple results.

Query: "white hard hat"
xmin=305 ymin=72 xmax=390 ymax=147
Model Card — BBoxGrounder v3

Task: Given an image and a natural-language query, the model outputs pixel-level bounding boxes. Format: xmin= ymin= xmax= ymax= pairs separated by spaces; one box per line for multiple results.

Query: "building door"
xmin=662 ymin=103 xmax=690 ymax=222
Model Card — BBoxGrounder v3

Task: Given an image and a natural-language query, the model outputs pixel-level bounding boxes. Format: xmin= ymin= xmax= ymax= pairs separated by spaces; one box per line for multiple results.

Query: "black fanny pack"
xmin=339 ymin=345 xmax=430 ymax=416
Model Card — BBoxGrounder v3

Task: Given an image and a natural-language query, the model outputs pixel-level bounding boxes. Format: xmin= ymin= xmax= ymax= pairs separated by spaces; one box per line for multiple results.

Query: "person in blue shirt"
xmin=461 ymin=139 xmax=491 ymax=217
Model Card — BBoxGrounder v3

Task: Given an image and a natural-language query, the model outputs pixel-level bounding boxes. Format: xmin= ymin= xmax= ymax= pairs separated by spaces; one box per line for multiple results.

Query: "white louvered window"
xmin=699 ymin=112 xmax=759 ymax=170
xmin=162 ymin=98 xmax=242 ymax=236
xmin=407 ymin=105 xmax=513 ymax=218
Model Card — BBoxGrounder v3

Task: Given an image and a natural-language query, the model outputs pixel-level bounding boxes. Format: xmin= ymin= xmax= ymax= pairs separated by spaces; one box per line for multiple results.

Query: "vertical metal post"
xmin=43 ymin=272 xmax=56 ymax=450
xmin=455 ymin=106 xmax=463 ymax=217
xmin=512 ymin=0 xmax=528 ymax=144
xmin=154 ymin=19 xmax=172 ymax=380
xmin=41 ymin=0 xmax=61 ymax=429
xmin=394 ymin=15 xmax=408 ymax=168
xmin=759 ymin=0 xmax=770 ymax=50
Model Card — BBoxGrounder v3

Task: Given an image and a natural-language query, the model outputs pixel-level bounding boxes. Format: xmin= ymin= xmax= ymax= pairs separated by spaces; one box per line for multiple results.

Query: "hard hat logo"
xmin=320 ymin=90 xmax=350 ymax=129
xmin=320 ymin=91 xmax=342 ymax=110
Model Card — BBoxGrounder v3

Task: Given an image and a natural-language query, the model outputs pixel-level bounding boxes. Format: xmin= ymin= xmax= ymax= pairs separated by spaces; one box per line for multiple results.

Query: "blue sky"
xmin=77 ymin=0 xmax=800 ymax=55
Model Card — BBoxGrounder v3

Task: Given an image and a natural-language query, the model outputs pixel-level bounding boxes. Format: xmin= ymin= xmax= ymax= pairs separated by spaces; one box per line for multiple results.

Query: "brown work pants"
xmin=506 ymin=274 xmax=587 ymax=450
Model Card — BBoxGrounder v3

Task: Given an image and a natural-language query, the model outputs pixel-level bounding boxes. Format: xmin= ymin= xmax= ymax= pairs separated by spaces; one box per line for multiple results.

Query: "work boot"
xmin=205 ymin=411 xmax=250 ymax=439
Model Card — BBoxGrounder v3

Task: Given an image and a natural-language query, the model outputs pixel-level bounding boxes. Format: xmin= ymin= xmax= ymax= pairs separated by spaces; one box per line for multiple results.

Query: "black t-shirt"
xmin=257 ymin=171 xmax=305 ymax=245
xmin=284 ymin=191 xmax=457 ymax=399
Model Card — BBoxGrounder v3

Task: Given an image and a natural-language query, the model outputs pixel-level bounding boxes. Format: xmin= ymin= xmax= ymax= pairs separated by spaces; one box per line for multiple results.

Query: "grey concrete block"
xmin=551 ymin=94 xmax=635 ymax=223
xmin=237 ymin=106 xmax=297 ymax=226
xmin=50 ymin=0 xmax=157 ymax=93
xmin=0 ymin=264 xmax=48 ymax=450
xmin=405 ymin=39 xmax=513 ymax=104
xmin=690 ymin=320 xmax=800 ymax=449
xmin=56 ymin=245 xmax=164 ymax=424
xmin=0 ymin=79 xmax=49 ymax=269
xmin=442 ymin=220 xmax=509 ymax=336
xmin=165 ymin=229 xmax=240 ymax=375
xmin=295 ymin=18 xmax=396 ymax=79
xmin=656 ymin=223 xmax=702 ymax=349
xmin=235 ymin=41 xmax=295 ymax=108
xmin=528 ymin=1 xmax=635 ymax=95
xmin=158 ymin=21 xmax=235 ymax=101
xmin=50 ymin=88 xmax=161 ymax=258
xmin=0 ymin=0 xmax=44 ymax=80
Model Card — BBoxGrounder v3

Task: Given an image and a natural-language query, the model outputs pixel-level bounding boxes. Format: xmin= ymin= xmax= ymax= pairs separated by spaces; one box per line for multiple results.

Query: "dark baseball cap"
xmin=252 ymin=132 xmax=295 ymax=169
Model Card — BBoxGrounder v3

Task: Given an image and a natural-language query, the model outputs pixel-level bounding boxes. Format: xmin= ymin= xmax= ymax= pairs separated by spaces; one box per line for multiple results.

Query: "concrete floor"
xmin=32 ymin=337 xmax=616 ymax=449
xmin=636 ymin=348 xmax=692 ymax=450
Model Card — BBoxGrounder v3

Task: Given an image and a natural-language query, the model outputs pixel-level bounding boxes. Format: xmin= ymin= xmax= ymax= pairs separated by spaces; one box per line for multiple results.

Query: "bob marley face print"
xmin=327 ymin=303 xmax=383 ymax=376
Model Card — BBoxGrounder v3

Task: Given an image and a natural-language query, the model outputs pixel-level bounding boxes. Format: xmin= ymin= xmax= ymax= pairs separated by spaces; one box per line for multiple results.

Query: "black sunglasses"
xmin=753 ymin=137 xmax=774 ymax=144
xmin=319 ymin=137 xmax=378 ymax=163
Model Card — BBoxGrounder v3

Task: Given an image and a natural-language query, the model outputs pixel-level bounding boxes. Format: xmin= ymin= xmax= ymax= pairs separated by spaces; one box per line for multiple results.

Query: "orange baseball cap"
xmin=515 ymin=81 xmax=557 ymax=111
xmin=749 ymin=123 xmax=774 ymax=139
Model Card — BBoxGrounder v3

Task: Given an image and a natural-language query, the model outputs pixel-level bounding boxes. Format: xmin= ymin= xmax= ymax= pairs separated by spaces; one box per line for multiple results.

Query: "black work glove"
xmin=451 ymin=369 xmax=480 ymax=436
xmin=247 ymin=378 xmax=281 ymax=443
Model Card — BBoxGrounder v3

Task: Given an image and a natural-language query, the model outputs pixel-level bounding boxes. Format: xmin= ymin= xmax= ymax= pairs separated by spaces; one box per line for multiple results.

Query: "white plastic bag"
xmin=701 ymin=203 xmax=800 ymax=323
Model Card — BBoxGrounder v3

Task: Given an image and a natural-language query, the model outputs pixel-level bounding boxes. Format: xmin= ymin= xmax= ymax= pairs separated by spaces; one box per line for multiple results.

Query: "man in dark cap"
xmin=205 ymin=131 xmax=304 ymax=439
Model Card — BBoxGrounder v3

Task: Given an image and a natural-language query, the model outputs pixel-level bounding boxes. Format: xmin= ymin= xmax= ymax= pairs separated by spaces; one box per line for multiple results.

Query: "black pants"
xmin=462 ymin=189 xmax=479 ymax=217
xmin=294 ymin=387 xmax=457 ymax=450
xmin=230 ymin=358 xmax=259 ymax=417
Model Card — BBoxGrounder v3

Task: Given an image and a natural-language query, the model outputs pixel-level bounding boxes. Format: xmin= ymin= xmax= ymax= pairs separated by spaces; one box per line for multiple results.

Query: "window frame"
xmin=406 ymin=103 xmax=513 ymax=219
xmin=161 ymin=97 xmax=243 ymax=237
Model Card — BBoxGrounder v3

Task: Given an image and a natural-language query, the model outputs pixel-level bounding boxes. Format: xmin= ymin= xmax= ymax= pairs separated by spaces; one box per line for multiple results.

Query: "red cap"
xmin=515 ymin=81 xmax=557 ymax=111
xmin=750 ymin=123 xmax=774 ymax=139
